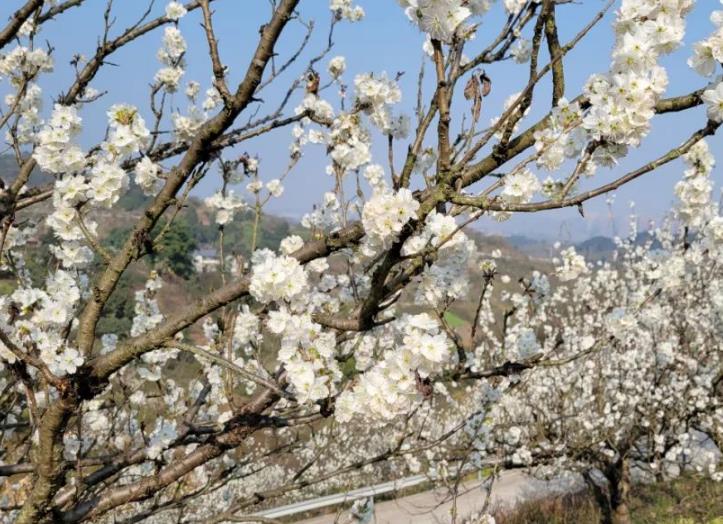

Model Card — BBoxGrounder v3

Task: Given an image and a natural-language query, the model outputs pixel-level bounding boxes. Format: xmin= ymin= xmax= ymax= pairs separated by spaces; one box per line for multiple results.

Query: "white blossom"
xmin=702 ymin=82 xmax=723 ymax=122
xmin=249 ymin=249 xmax=308 ymax=303
xmin=165 ymin=1 xmax=188 ymax=20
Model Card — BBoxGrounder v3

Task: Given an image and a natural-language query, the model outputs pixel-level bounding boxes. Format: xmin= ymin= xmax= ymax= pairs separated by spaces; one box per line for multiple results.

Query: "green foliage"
xmin=202 ymin=210 xmax=295 ymax=258
xmin=106 ymin=218 xmax=198 ymax=280
xmin=96 ymin=270 xmax=143 ymax=338
xmin=340 ymin=356 xmax=357 ymax=379
xmin=117 ymin=183 xmax=151 ymax=211
xmin=0 ymin=279 xmax=16 ymax=295
xmin=24 ymin=230 xmax=54 ymax=286
xmin=443 ymin=310 xmax=467 ymax=328
xmin=97 ymin=218 xmax=198 ymax=337
xmin=152 ymin=218 xmax=197 ymax=279
xmin=104 ymin=225 xmax=130 ymax=250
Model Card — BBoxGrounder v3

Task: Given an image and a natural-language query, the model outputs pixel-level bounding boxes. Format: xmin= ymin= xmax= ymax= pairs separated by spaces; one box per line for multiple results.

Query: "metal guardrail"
xmin=253 ymin=462 xmax=487 ymax=520
xmin=253 ymin=474 xmax=431 ymax=519
xmin=252 ymin=462 xmax=588 ymax=521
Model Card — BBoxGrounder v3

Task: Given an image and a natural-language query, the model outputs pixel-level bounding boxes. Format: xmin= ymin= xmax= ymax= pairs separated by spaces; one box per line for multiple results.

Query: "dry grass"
xmin=493 ymin=491 xmax=601 ymax=524
xmin=490 ymin=475 xmax=723 ymax=524
xmin=630 ymin=475 xmax=723 ymax=524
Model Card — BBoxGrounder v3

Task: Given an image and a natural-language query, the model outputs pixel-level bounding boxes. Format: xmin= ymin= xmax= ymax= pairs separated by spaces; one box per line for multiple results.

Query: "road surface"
xmin=293 ymin=470 xmax=581 ymax=524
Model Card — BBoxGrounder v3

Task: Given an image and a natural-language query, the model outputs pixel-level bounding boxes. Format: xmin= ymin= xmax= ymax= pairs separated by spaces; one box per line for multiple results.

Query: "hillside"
xmin=1 ymin=154 xmax=556 ymax=344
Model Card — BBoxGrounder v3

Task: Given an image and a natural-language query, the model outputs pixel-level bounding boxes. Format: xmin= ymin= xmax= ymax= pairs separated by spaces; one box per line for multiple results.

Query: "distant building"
xmin=192 ymin=247 xmax=220 ymax=273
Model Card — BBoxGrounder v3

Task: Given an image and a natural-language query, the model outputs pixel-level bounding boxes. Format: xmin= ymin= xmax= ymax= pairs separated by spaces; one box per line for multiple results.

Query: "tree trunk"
xmin=583 ymin=469 xmax=612 ymax=524
xmin=584 ymin=457 xmax=633 ymax=524
xmin=607 ymin=458 xmax=632 ymax=524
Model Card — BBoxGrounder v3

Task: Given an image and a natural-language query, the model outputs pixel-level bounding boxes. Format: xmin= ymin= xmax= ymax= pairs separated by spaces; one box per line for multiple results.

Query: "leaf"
xmin=305 ymin=71 xmax=320 ymax=95
xmin=463 ymin=75 xmax=478 ymax=101
xmin=415 ymin=370 xmax=433 ymax=399
xmin=480 ymin=71 xmax=492 ymax=97
xmin=464 ymin=75 xmax=482 ymax=121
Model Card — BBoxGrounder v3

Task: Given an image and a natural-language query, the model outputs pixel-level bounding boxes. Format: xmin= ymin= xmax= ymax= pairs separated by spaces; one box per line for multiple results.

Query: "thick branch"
xmin=544 ymin=0 xmax=565 ymax=105
xmin=87 ymin=221 xmax=363 ymax=383
xmin=452 ymin=120 xmax=720 ymax=212
xmin=459 ymin=89 xmax=707 ymax=188
xmin=75 ymin=0 xmax=301 ymax=358
xmin=61 ymin=386 xmax=281 ymax=522
xmin=0 ymin=0 xmax=44 ymax=50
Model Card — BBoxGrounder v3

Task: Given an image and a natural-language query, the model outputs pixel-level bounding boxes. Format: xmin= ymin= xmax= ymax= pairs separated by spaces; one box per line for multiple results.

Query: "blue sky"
xmin=5 ymin=0 xmax=723 ymax=241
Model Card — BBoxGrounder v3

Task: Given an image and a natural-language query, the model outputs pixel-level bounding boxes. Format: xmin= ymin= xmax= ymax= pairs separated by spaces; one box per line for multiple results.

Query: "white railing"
xmin=253 ymin=474 xmax=431 ymax=519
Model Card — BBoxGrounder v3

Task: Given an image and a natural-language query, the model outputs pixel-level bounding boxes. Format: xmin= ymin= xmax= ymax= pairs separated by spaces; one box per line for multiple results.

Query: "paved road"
xmin=294 ymin=470 xmax=582 ymax=524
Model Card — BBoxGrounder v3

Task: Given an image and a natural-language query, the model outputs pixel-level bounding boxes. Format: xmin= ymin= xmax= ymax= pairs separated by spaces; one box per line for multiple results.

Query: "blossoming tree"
xmin=0 ymin=1 xmax=721 ymax=523
xmin=460 ymin=144 xmax=722 ymax=522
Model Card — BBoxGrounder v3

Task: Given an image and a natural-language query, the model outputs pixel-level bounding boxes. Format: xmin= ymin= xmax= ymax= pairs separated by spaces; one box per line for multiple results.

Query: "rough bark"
xmin=608 ymin=458 xmax=632 ymax=524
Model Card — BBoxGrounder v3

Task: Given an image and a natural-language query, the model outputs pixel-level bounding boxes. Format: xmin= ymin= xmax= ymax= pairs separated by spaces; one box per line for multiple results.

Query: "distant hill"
xmin=574 ymin=232 xmax=664 ymax=261
xmin=505 ymin=235 xmax=557 ymax=259
xmin=574 ymin=235 xmax=617 ymax=261
xmin=115 ymin=184 xmax=302 ymax=259
xmin=0 ymin=154 xmax=51 ymax=189
xmin=3 ymin=154 xmax=671 ymax=267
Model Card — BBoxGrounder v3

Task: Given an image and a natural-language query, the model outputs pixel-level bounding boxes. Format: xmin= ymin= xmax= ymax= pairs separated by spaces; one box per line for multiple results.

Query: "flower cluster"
xmin=34 ymin=104 xmax=85 ymax=174
xmin=477 ymin=220 xmax=722 ymax=480
xmin=529 ymin=1 xmax=692 ymax=193
xmin=688 ymin=2 xmax=723 ymax=77
xmin=328 ymin=113 xmax=371 ymax=172
xmin=510 ymin=38 xmax=532 ymax=63
xmin=295 ymin=93 xmax=335 ymax=122
xmin=5 ymin=81 xmax=43 ymax=144
xmin=533 ymin=98 xmax=586 ymax=171
xmin=500 ymin=168 xmax=541 ymax=204
xmin=361 ymin=187 xmax=419 ymax=250
xmin=4 ymin=3 xmax=723 ymax=520
xmin=554 ymin=246 xmax=589 ymax=282
xmin=131 ymin=274 xmax=179 ymax=381
xmin=0 ymin=271 xmax=84 ymax=376
xmin=330 ymin=0 xmax=364 ymax=22
xmin=675 ymin=140 xmax=715 ymax=228
xmin=104 ymin=104 xmax=151 ymax=157
xmin=135 ymin=156 xmax=161 ymax=195
xmin=504 ymin=0 xmax=535 ymax=15
xmin=301 ymin=191 xmax=343 ymax=231
xmin=328 ymin=56 xmax=346 ymax=78
xmin=87 ymin=160 xmax=128 ymax=208
xmin=580 ymin=1 xmax=690 ymax=149
xmin=205 ymin=190 xmax=246 ymax=225
xmin=0 ymin=45 xmax=52 ymax=81
xmin=131 ymin=273 xmax=165 ymax=337
xmin=403 ymin=211 xmax=476 ymax=307
xmin=249 ymin=249 xmax=309 ymax=304
xmin=172 ymin=108 xmax=204 ymax=143
xmin=147 ymin=419 xmax=178 ymax=459
xmin=458 ymin=149 xmax=723 ymax=486
xmin=398 ymin=0 xmax=492 ymax=43
xmin=336 ymin=314 xmax=453 ymax=421
xmin=270 ymin=311 xmax=341 ymax=403
xmin=155 ymin=26 xmax=187 ymax=92
xmin=702 ymin=82 xmax=723 ymax=123
xmin=40 ymin=102 xmax=151 ymax=265
xmin=354 ymin=73 xmax=404 ymax=134
xmin=165 ymin=1 xmax=188 ymax=21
